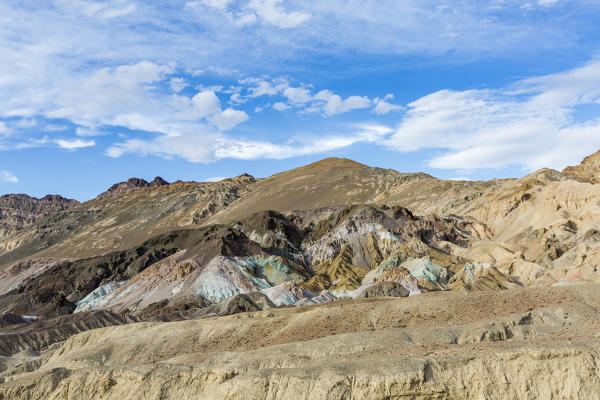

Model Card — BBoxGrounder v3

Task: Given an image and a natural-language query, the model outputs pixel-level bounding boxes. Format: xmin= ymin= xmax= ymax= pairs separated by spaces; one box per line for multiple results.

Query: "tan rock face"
xmin=563 ymin=149 xmax=600 ymax=183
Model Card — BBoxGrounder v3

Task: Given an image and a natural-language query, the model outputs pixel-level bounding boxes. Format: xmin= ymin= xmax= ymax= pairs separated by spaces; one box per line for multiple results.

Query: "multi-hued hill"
xmin=1 ymin=152 xmax=600 ymax=398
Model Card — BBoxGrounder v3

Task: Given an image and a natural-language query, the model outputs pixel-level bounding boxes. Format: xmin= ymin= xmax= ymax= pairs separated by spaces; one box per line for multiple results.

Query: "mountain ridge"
xmin=1 ymin=153 xmax=600 ymax=397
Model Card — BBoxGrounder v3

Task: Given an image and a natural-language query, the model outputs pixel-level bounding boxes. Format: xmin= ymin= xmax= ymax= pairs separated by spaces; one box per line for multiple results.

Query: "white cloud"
xmin=198 ymin=0 xmax=234 ymax=12
xmin=373 ymin=101 xmax=402 ymax=115
xmin=53 ymin=0 xmax=136 ymax=20
xmin=247 ymin=0 xmax=311 ymax=28
xmin=383 ymin=60 xmax=600 ymax=171
xmin=205 ymin=66 xmax=240 ymax=76
xmin=314 ymin=91 xmax=372 ymax=116
xmin=283 ymin=87 xmax=312 ymax=105
xmin=0 ymin=122 xmax=9 ymax=135
xmin=1 ymin=2 xmax=598 ymax=172
xmin=56 ymin=138 xmax=96 ymax=149
xmin=106 ymin=133 xmax=219 ymax=162
xmin=272 ymin=102 xmax=291 ymax=111
xmin=45 ymin=61 xmax=175 ymax=126
xmin=170 ymin=77 xmax=188 ymax=93
xmin=246 ymin=79 xmax=382 ymax=116
xmin=208 ymin=108 xmax=249 ymax=130
xmin=354 ymin=124 xmax=394 ymax=141
xmin=538 ymin=0 xmax=559 ymax=7
xmin=229 ymin=93 xmax=246 ymax=105
xmin=195 ymin=84 xmax=225 ymax=92
xmin=13 ymin=137 xmax=51 ymax=150
xmin=241 ymin=77 xmax=288 ymax=97
xmin=373 ymin=94 xmax=403 ymax=115
xmin=76 ymin=127 xmax=107 ymax=136
xmin=107 ymin=123 xmax=384 ymax=162
xmin=0 ymin=1 xmax=591 ymax=103
xmin=0 ymin=170 xmax=18 ymax=183
xmin=234 ymin=13 xmax=258 ymax=26
xmin=215 ymin=134 xmax=364 ymax=160
xmin=45 ymin=124 xmax=69 ymax=132
xmin=204 ymin=176 xmax=227 ymax=182
xmin=2 ymin=58 xmax=249 ymax=146
xmin=195 ymin=0 xmax=310 ymax=28
xmin=190 ymin=90 xmax=223 ymax=119
xmin=103 ymin=60 xmax=600 ymax=169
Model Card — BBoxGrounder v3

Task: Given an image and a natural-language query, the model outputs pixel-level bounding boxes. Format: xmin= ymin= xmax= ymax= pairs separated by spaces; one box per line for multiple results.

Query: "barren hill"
xmin=1 ymin=152 xmax=600 ymax=398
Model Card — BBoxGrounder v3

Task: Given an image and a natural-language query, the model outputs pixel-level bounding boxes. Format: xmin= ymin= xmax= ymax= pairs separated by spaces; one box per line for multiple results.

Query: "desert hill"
xmin=2 ymin=284 xmax=600 ymax=398
xmin=1 ymin=152 xmax=600 ymax=397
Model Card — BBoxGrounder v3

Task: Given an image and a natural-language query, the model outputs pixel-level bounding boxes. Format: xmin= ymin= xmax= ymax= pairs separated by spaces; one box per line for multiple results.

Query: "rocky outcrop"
xmin=0 ymin=194 xmax=79 ymax=241
xmin=563 ymin=149 xmax=600 ymax=183
xmin=449 ymin=262 xmax=521 ymax=291
xmin=356 ymin=281 xmax=409 ymax=298
xmin=0 ymin=227 xmax=210 ymax=317
xmin=96 ymin=176 xmax=170 ymax=200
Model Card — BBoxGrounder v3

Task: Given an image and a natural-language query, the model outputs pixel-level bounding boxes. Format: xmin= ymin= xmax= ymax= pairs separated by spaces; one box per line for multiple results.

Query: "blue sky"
xmin=2 ymin=0 xmax=600 ymax=200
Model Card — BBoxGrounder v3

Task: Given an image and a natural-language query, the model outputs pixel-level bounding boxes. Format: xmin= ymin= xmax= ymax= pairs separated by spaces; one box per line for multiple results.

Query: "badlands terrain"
xmin=1 ymin=152 xmax=600 ymax=398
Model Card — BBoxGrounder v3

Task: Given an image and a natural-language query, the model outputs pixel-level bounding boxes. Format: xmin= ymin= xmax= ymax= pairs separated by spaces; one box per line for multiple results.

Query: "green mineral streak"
xmin=405 ymin=258 xmax=446 ymax=282
xmin=363 ymin=253 xmax=405 ymax=284
xmin=233 ymin=256 xmax=304 ymax=287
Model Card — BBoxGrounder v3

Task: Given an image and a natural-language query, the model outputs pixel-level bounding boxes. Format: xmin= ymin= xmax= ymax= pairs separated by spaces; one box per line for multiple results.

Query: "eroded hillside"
xmin=2 ymin=284 xmax=600 ymax=399
xmin=1 ymin=153 xmax=600 ymax=398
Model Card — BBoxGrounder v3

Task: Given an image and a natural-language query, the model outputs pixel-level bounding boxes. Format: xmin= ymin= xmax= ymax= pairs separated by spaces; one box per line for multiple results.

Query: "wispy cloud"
xmin=373 ymin=95 xmax=403 ymax=115
xmin=383 ymin=60 xmax=600 ymax=171
xmin=247 ymin=0 xmax=311 ymax=28
xmin=1 ymin=1 xmax=599 ymax=174
xmin=189 ymin=0 xmax=310 ymax=28
xmin=170 ymin=77 xmax=188 ymax=93
xmin=53 ymin=0 xmax=137 ymax=19
xmin=204 ymin=176 xmax=227 ymax=182
xmin=0 ymin=122 xmax=9 ymax=135
xmin=0 ymin=170 xmax=18 ymax=183
xmin=239 ymin=77 xmax=397 ymax=116
xmin=98 ymin=60 xmax=600 ymax=168
xmin=106 ymin=122 xmax=390 ymax=162
xmin=56 ymin=138 xmax=96 ymax=150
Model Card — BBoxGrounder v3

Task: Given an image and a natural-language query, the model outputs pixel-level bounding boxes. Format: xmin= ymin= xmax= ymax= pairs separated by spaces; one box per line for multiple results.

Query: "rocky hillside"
xmin=95 ymin=176 xmax=170 ymax=200
xmin=0 ymin=173 xmax=256 ymax=265
xmin=0 ymin=194 xmax=79 ymax=241
xmin=563 ymin=149 xmax=600 ymax=183
xmin=1 ymin=152 xmax=600 ymax=398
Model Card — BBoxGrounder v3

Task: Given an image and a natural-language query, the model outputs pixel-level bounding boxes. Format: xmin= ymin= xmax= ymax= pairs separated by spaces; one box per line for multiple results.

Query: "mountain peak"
xmin=278 ymin=158 xmax=368 ymax=177
xmin=97 ymin=176 xmax=171 ymax=201
xmin=304 ymin=157 xmax=367 ymax=169
xmin=150 ymin=176 xmax=170 ymax=187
